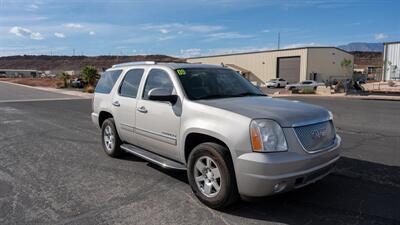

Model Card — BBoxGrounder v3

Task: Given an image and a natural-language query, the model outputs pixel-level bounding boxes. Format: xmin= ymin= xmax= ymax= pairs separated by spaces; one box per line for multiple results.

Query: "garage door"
xmin=277 ymin=57 xmax=300 ymax=83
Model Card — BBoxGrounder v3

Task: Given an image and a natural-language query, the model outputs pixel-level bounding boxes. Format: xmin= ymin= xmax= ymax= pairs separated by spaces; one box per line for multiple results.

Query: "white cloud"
xmin=142 ymin=23 xmax=223 ymax=34
xmin=283 ymin=42 xmax=319 ymax=49
xmin=9 ymin=26 xmax=44 ymax=40
xmin=30 ymin=32 xmax=44 ymax=40
xmin=54 ymin=32 xmax=65 ymax=38
xmin=205 ymin=32 xmax=252 ymax=41
xmin=160 ymin=29 xmax=169 ymax=34
xmin=89 ymin=31 xmax=96 ymax=35
xmin=188 ymin=25 xmax=224 ymax=33
xmin=374 ymin=33 xmax=388 ymax=40
xmin=26 ymin=4 xmax=39 ymax=11
xmin=64 ymin=23 xmax=83 ymax=28
xmin=262 ymin=29 xmax=270 ymax=33
xmin=179 ymin=46 xmax=271 ymax=58
xmin=180 ymin=48 xmax=202 ymax=57
xmin=159 ymin=36 xmax=174 ymax=41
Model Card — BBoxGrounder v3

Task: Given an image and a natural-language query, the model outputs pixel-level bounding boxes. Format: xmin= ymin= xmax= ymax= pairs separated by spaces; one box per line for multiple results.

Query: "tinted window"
xmin=119 ymin=69 xmax=144 ymax=98
xmin=143 ymin=69 xmax=174 ymax=100
xmin=302 ymin=81 xmax=313 ymax=84
xmin=177 ymin=68 xmax=265 ymax=100
xmin=95 ymin=70 xmax=122 ymax=94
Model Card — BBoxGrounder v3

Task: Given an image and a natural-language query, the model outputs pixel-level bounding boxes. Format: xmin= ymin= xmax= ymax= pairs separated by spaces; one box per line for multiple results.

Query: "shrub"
xmin=60 ymin=72 xmax=70 ymax=88
xmin=81 ymin=66 xmax=98 ymax=86
xmin=335 ymin=80 xmax=345 ymax=93
xmin=84 ymin=85 xmax=95 ymax=93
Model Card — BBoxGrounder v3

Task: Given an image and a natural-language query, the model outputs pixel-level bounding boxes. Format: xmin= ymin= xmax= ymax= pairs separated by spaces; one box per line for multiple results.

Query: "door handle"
xmin=137 ymin=106 xmax=148 ymax=113
xmin=112 ymin=101 xmax=120 ymax=107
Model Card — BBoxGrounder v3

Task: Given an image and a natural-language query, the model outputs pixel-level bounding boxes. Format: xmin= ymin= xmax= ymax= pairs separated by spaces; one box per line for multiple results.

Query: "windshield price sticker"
xmin=176 ymin=69 xmax=186 ymax=76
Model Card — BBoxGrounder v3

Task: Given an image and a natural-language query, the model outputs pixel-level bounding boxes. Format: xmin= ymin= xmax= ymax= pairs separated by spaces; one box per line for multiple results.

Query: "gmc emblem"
xmin=311 ymin=128 xmax=328 ymax=139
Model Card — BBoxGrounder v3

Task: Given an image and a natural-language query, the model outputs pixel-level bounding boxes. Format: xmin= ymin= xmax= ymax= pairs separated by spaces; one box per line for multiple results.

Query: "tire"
xmin=101 ymin=118 xmax=123 ymax=157
xmin=187 ymin=142 xmax=239 ymax=209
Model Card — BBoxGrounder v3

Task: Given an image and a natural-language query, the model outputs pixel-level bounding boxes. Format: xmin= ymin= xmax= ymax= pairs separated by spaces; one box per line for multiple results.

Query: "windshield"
xmin=176 ymin=68 xmax=265 ymax=100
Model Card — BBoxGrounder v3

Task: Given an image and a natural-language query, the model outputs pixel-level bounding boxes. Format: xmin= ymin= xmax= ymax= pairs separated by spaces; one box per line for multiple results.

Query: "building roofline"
xmin=187 ymin=46 xmax=352 ymax=59
xmin=383 ymin=41 xmax=400 ymax=45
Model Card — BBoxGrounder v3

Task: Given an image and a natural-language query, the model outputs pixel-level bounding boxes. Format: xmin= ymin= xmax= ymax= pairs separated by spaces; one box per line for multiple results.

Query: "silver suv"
xmin=91 ymin=61 xmax=341 ymax=209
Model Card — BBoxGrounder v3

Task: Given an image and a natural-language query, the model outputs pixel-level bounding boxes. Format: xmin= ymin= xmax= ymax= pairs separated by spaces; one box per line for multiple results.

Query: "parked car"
xmin=91 ymin=62 xmax=341 ymax=209
xmin=0 ymin=74 xmax=7 ymax=78
xmin=70 ymin=78 xmax=85 ymax=88
xmin=266 ymin=78 xmax=288 ymax=88
xmin=286 ymin=80 xmax=324 ymax=91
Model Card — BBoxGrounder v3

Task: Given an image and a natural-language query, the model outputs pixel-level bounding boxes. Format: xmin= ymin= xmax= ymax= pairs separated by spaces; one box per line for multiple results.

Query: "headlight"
xmin=250 ymin=119 xmax=288 ymax=152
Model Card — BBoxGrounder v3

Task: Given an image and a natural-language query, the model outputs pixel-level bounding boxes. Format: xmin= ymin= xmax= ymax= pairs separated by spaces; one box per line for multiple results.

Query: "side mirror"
xmin=148 ymin=88 xmax=178 ymax=104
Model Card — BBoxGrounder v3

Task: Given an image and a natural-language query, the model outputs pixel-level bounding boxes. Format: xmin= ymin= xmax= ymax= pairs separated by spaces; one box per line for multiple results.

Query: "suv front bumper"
xmin=234 ymin=135 xmax=341 ymax=197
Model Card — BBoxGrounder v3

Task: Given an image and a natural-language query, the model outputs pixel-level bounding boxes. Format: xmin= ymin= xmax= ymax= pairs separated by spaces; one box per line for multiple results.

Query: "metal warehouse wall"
xmin=383 ymin=42 xmax=400 ymax=80
xmin=307 ymin=48 xmax=354 ymax=82
xmin=187 ymin=48 xmax=308 ymax=84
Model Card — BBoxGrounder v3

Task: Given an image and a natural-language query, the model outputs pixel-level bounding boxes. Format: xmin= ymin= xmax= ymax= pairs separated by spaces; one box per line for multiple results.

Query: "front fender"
xmin=179 ymin=101 xmax=253 ymax=163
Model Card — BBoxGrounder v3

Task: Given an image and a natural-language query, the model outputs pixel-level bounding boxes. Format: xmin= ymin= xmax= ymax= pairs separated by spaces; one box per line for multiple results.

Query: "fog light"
xmin=273 ymin=182 xmax=287 ymax=193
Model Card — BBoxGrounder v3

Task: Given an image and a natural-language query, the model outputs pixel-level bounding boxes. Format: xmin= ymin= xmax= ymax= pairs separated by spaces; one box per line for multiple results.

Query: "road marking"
xmin=0 ymin=98 xmax=83 ymax=103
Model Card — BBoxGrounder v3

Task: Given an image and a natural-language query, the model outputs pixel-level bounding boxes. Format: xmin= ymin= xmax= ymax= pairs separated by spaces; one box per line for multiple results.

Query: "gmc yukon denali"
xmin=91 ymin=61 xmax=341 ymax=209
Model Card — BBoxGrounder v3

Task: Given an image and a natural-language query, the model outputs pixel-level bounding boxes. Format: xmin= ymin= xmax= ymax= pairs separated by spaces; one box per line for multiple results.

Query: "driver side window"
xmin=143 ymin=69 xmax=174 ymax=100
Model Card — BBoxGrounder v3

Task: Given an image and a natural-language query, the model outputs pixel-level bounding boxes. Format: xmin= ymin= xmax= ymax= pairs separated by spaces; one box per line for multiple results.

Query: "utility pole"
xmin=73 ymin=48 xmax=75 ymax=56
xmin=277 ymin=32 xmax=281 ymax=50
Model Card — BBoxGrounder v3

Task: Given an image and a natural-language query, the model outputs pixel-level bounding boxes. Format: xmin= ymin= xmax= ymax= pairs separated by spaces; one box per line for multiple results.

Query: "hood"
xmin=197 ymin=97 xmax=331 ymax=127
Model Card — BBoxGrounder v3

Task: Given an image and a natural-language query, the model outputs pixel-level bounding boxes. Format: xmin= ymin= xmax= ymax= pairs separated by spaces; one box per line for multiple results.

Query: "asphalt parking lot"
xmin=0 ymin=82 xmax=399 ymax=225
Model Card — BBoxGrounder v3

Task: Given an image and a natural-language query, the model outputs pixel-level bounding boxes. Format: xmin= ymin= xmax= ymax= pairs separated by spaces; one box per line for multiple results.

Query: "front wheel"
xmin=187 ymin=143 xmax=239 ymax=209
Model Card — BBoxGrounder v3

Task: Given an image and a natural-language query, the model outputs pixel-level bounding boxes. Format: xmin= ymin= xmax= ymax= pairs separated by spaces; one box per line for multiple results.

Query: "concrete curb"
xmin=273 ymin=93 xmax=400 ymax=101
xmin=0 ymin=81 xmax=93 ymax=99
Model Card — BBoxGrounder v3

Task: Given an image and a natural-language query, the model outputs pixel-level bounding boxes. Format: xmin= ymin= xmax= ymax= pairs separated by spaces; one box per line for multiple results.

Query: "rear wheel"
xmin=187 ymin=142 xmax=239 ymax=209
xmin=101 ymin=118 xmax=123 ymax=157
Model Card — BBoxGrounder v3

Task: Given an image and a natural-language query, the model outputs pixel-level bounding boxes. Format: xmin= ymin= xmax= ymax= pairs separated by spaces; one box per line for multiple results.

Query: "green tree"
xmin=81 ymin=66 xmax=98 ymax=86
xmin=340 ymin=58 xmax=352 ymax=76
xmin=60 ymin=72 xmax=70 ymax=88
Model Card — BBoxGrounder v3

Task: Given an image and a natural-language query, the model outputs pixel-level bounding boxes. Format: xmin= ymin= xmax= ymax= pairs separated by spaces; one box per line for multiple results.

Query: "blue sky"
xmin=0 ymin=0 xmax=399 ymax=57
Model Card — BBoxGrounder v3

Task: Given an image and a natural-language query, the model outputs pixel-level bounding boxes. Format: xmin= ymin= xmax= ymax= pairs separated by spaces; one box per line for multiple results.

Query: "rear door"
xmin=134 ymin=68 xmax=181 ymax=161
xmin=112 ymin=68 xmax=145 ymax=144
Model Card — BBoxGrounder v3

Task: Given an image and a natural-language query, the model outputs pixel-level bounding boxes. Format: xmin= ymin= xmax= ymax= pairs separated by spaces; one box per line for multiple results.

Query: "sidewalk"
xmin=0 ymin=81 xmax=93 ymax=99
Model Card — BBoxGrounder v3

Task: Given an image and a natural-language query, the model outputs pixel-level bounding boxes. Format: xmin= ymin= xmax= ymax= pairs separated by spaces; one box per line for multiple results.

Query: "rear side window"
xmin=119 ymin=69 xmax=144 ymax=98
xmin=95 ymin=70 xmax=122 ymax=94
xmin=143 ymin=69 xmax=174 ymax=100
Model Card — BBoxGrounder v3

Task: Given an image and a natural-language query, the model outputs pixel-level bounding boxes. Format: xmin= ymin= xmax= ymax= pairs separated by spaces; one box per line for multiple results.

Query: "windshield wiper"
xmin=233 ymin=92 xmax=267 ymax=97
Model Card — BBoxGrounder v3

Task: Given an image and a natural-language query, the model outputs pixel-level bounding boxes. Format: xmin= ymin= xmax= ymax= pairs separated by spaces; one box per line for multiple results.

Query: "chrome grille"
xmin=294 ymin=120 xmax=336 ymax=153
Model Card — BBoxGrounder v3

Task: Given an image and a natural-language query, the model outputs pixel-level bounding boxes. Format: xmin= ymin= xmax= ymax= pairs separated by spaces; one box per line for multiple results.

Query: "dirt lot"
xmin=0 ymin=78 xmax=63 ymax=88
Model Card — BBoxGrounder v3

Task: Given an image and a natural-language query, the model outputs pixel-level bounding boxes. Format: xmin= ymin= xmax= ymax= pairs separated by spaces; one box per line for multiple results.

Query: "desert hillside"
xmin=0 ymin=55 xmax=186 ymax=71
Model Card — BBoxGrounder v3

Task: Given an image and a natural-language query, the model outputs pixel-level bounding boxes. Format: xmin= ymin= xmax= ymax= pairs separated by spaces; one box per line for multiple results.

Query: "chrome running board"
xmin=121 ymin=143 xmax=187 ymax=170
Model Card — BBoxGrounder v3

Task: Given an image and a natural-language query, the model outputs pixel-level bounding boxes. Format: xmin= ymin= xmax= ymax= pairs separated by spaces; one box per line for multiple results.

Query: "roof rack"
xmin=112 ymin=61 xmax=156 ymax=68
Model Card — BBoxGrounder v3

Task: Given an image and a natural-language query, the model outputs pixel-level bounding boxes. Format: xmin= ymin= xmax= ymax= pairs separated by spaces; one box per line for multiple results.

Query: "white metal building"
xmin=383 ymin=42 xmax=400 ymax=80
xmin=187 ymin=47 xmax=354 ymax=85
